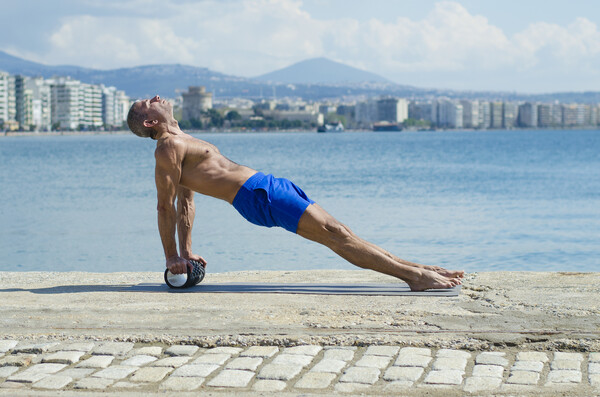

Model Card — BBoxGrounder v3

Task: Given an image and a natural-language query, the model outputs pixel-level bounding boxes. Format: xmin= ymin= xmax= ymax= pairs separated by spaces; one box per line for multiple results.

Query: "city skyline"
xmin=1 ymin=0 xmax=600 ymax=93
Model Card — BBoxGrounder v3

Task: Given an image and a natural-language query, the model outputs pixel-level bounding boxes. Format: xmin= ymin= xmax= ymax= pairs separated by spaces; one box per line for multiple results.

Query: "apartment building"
xmin=460 ymin=100 xmax=479 ymax=128
xmin=517 ymin=102 xmax=538 ymax=127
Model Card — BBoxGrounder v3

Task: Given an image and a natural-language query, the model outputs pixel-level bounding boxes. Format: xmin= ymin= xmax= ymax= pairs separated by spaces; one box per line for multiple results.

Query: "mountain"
xmin=255 ymin=57 xmax=391 ymax=85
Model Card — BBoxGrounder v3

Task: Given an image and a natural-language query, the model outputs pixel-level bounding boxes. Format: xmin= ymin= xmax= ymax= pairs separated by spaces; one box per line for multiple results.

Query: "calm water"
xmin=0 ymin=129 xmax=599 ymax=273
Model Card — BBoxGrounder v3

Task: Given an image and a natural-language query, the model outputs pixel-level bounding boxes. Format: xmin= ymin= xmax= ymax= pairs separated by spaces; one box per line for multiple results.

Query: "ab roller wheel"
xmin=164 ymin=260 xmax=205 ymax=289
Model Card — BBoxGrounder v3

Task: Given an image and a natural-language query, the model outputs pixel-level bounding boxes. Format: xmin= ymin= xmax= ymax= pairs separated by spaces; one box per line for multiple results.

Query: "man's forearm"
xmin=177 ymin=188 xmax=195 ymax=258
xmin=157 ymin=204 xmax=178 ymax=260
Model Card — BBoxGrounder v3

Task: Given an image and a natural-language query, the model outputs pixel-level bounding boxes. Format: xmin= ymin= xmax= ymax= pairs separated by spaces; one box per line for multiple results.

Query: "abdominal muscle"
xmin=178 ymin=140 xmax=257 ymax=203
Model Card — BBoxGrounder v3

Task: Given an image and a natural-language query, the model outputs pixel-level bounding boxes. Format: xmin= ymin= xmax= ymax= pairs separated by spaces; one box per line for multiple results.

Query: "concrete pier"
xmin=0 ymin=270 xmax=599 ymax=395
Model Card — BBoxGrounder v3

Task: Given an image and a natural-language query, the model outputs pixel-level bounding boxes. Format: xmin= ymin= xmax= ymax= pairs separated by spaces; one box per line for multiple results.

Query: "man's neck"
xmin=154 ymin=119 xmax=182 ymax=139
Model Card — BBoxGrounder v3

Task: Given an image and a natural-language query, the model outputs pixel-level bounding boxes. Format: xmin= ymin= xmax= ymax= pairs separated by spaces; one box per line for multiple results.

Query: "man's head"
xmin=127 ymin=95 xmax=173 ymax=139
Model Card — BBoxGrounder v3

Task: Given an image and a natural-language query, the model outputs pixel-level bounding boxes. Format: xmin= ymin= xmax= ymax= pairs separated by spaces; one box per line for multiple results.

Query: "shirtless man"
xmin=127 ymin=95 xmax=464 ymax=291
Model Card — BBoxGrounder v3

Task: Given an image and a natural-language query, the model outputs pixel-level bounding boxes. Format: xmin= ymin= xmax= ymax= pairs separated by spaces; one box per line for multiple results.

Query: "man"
xmin=127 ymin=95 xmax=463 ymax=291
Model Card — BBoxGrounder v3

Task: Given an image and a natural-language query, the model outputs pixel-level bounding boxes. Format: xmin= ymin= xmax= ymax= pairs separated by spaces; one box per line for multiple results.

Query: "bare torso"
xmin=156 ymin=133 xmax=256 ymax=203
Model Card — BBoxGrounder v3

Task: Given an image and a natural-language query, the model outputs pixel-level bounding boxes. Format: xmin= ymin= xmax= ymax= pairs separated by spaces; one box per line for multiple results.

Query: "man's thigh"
xmin=296 ymin=203 xmax=339 ymax=243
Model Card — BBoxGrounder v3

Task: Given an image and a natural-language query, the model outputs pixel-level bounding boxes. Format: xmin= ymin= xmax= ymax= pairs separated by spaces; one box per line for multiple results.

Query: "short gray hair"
xmin=127 ymin=102 xmax=156 ymax=139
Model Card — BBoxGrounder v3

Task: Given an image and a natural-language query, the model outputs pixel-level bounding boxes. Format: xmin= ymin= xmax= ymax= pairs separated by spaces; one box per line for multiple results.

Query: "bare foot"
xmin=407 ymin=269 xmax=462 ymax=292
xmin=427 ymin=265 xmax=464 ymax=279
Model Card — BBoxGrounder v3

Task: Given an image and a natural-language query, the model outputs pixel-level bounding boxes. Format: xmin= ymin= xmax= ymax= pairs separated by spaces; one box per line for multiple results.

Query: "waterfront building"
xmin=0 ymin=71 xmax=16 ymax=127
xmin=354 ymin=99 xmax=378 ymax=126
xmin=102 ymin=86 xmax=129 ymax=129
xmin=376 ymin=97 xmax=408 ymax=123
xmin=478 ymin=101 xmax=491 ymax=128
xmin=490 ymin=102 xmax=503 ymax=129
xmin=436 ymin=98 xmax=463 ymax=128
xmin=591 ymin=105 xmax=599 ymax=126
xmin=460 ymin=100 xmax=479 ymax=128
xmin=408 ymin=101 xmax=435 ymax=124
xmin=27 ymin=77 xmax=52 ymax=131
xmin=15 ymin=75 xmax=33 ymax=130
xmin=50 ymin=78 xmax=83 ymax=130
xmin=336 ymin=104 xmax=355 ymax=127
xmin=263 ymin=109 xmax=323 ymax=125
xmin=518 ymin=102 xmax=538 ymax=127
xmin=503 ymin=102 xmax=518 ymax=128
xmin=182 ymin=86 xmax=212 ymax=121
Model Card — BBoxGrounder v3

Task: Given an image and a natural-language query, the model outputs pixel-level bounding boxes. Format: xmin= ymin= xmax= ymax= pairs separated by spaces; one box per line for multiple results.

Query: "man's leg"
xmin=296 ymin=204 xmax=463 ymax=291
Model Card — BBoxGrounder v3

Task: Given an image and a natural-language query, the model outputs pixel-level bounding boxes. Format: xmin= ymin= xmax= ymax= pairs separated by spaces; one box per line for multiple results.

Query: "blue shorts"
xmin=232 ymin=172 xmax=315 ymax=233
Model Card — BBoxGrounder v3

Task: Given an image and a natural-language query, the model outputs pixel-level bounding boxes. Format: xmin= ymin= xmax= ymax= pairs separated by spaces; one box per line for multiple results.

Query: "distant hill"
xmin=2 ymin=50 xmax=599 ymax=103
xmin=255 ymin=57 xmax=391 ymax=85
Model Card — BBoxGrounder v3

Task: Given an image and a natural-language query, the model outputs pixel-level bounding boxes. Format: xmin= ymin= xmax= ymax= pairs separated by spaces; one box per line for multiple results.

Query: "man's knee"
xmin=322 ymin=220 xmax=354 ymax=247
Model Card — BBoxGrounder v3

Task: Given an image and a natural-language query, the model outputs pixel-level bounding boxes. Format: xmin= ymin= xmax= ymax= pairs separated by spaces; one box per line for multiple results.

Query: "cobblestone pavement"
xmin=1 ymin=339 xmax=599 ymax=395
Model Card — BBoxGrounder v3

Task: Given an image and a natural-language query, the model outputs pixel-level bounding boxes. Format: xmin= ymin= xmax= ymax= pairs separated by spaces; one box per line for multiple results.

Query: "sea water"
xmin=0 ymin=129 xmax=598 ymax=273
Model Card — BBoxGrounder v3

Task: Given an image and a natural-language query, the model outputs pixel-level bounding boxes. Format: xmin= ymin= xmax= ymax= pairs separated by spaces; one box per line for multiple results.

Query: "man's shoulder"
xmin=155 ymin=136 xmax=187 ymax=165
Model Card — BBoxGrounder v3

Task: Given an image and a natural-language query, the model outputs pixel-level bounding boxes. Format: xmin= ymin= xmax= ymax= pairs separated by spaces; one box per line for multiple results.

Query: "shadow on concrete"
xmin=0 ymin=284 xmax=168 ymax=294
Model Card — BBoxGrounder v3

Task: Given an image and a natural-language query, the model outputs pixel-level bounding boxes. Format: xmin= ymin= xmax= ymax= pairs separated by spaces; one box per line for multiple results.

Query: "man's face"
xmin=139 ymin=95 xmax=173 ymax=122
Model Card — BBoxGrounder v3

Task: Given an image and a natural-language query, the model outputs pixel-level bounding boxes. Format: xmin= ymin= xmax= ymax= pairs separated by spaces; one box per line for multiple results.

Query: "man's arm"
xmin=155 ymin=141 xmax=190 ymax=274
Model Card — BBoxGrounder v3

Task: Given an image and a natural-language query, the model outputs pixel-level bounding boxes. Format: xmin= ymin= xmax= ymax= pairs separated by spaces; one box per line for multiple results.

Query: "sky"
xmin=1 ymin=0 xmax=600 ymax=93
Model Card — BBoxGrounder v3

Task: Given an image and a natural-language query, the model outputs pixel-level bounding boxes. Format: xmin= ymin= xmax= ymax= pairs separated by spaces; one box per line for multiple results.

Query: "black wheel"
xmin=164 ymin=260 xmax=205 ymax=289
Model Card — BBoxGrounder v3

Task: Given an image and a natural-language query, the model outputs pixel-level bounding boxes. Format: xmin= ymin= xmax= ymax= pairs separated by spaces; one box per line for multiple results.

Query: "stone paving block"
xmin=589 ymin=362 xmax=600 ymax=374
xmin=590 ymin=373 xmax=600 ymax=387
xmin=546 ymin=370 xmax=582 ymax=384
xmin=112 ymin=381 xmax=146 ymax=388
xmin=553 ymin=352 xmax=583 ymax=361
xmin=47 ymin=342 xmax=95 ymax=353
xmin=323 ymin=348 xmax=354 ymax=361
xmin=284 ymin=345 xmax=322 ymax=356
xmin=355 ymin=354 xmax=392 ymax=369
xmin=7 ymin=371 xmax=49 ymax=384
xmin=551 ymin=359 xmax=581 ymax=370
xmin=42 ymin=351 xmax=85 ymax=365
xmin=193 ymin=353 xmax=231 ymax=365
xmin=205 ymin=347 xmax=243 ymax=355
xmin=92 ymin=365 xmax=137 ymax=380
xmin=13 ymin=342 xmax=59 ymax=354
xmin=0 ymin=340 xmax=18 ymax=353
xmin=121 ymin=355 xmax=157 ymax=367
xmin=272 ymin=353 xmax=314 ymax=367
xmin=339 ymin=366 xmax=380 ymax=384
xmin=58 ymin=368 xmax=95 ymax=379
xmin=394 ymin=354 xmax=432 ymax=368
xmin=436 ymin=349 xmax=471 ymax=360
xmin=423 ymin=369 xmax=464 ymax=385
xmin=471 ymin=364 xmax=504 ymax=378
xmin=335 ymin=382 xmax=371 ymax=393
xmin=463 ymin=376 xmax=502 ymax=392
xmin=226 ymin=357 xmax=263 ymax=371
xmin=324 ymin=346 xmax=357 ymax=350
xmin=432 ymin=357 xmax=467 ymax=371
xmin=475 ymin=352 xmax=509 ymax=367
xmin=165 ymin=345 xmax=199 ymax=357
xmin=172 ymin=364 xmax=219 ymax=377
xmin=32 ymin=375 xmax=73 ymax=389
xmin=133 ymin=346 xmax=163 ymax=357
xmin=130 ymin=366 xmax=172 ymax=382
xmin=92 ymin=342 xmax=134 ymax=357
xmin=383 ymin=366 xmax=423 ymax=382
xmin=258 ymin=363 xmax=303 ymax=381
xmin=22 ymin=363 xmax=67 ymax=375
xmin=208 ymin=369 xmax=255 ymax=387
xmin=516 ymin=351 xmax=548 ymax=362
xmin=385 ymin=380 xmax=414 ymax=390
xmin=253 ymin=379 xmax=286 ymax=391
xmin=310 ymin=358 xmax=346 ymax=373
xmin=365 ymin=345 xmax=400 ymax=357
xmin=590 ymin=352 xmax=600 ymax=363
xmin=0 ymin=381 xmax=26 ymax=389
xmin=512 ymin=360 xmax=544 ymax=372
xmin=0 ymin=366 xmax=19 ymax=378
xmin=295 ymin=372 xmax=336 ymax=389
xmin=240 ymin=346 xmax=279 ymax=358
xmin=0 ymin=354 xmax=34 ymax=367
xmin=506 ymin=370 xmax=540 ymax=385
xmin=399 ymin=347 xmax=431 ymax=357
xmin=159 ymin=376 xmax=204 ymax=391
xmin=76 ymin=355 xmax=114 ymax=369
xmin=73 ymin=377 xmax=115 ymax=389
xmin=150 ymin=356 xmax=191 ymax=368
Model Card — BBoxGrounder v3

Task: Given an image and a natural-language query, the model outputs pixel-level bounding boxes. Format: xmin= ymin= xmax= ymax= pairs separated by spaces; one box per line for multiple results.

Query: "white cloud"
xmin=30 ymin=0 xmax=600 ymax=90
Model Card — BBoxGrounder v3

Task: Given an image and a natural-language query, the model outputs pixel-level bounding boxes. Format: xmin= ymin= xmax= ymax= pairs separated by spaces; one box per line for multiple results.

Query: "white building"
xmin=437 ymin=98 xmax=463 ymax=128
xmin=354 ymin=99 xmax=378 ymax=126
xmin=478 ymin=101 xmax=491 ymax=128
xmin=27 ymin=77 xmax=52 ymax=131
xmin=0 ymin=71 xmax=16 ymax=127
xmin=460 ymin=100 xmax=479 ymax=128
xmin=376 ymin=97 xmax=408 ymax=123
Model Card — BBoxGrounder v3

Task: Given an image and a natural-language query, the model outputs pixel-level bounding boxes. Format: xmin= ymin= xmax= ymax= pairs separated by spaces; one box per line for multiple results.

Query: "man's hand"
xmin=166 ymin=256 xmax=192 ymax=274
xmin=182 ymin=253 xmax=207 ymax=268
